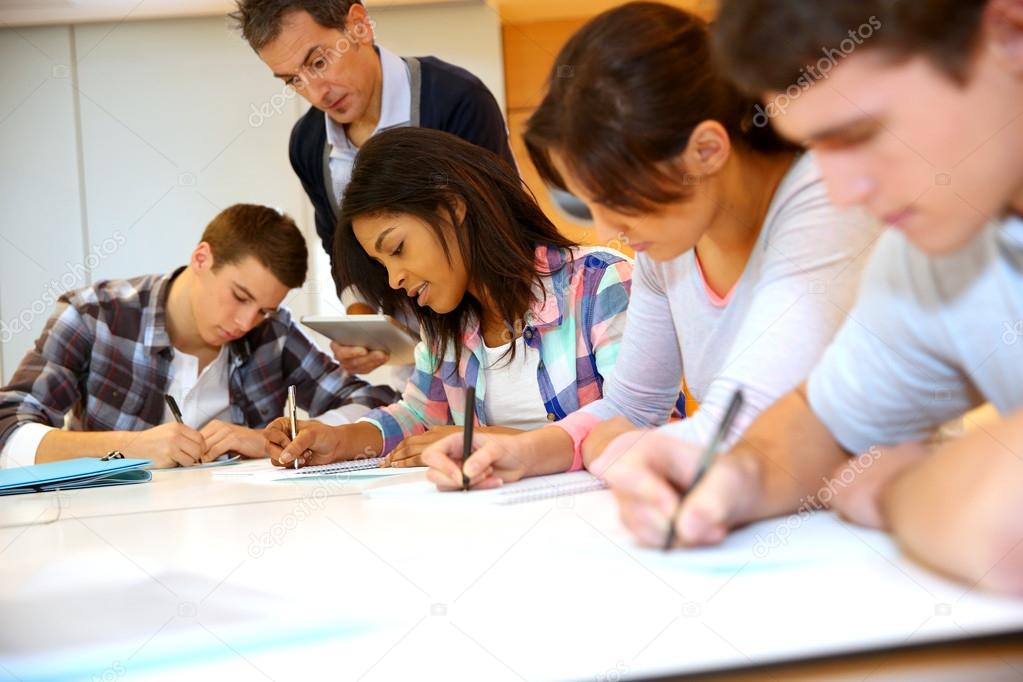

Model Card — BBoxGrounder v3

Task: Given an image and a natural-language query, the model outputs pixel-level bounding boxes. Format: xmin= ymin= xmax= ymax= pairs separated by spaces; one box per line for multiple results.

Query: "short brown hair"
xmin=713 ymin=0 xmax=988 ymax=95
xmin=229 ymin=0 xmax=363 ymax=51
xmin=201 ymin=204 xmax=308 ymax=289
xmin=524 ymin=1 xmax=795 ymax=215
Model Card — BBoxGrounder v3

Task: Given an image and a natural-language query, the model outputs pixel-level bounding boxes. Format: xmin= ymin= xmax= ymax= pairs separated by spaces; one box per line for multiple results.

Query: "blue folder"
xmin=0 ymin=457 xmax=153 ymax=496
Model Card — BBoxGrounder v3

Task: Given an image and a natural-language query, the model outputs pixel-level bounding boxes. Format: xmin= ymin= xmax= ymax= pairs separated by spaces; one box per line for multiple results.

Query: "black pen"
xmin=461 ymin=387 xmax=476 ymax=491
xmin=663 ymin=388 xmax=745 ymax=551
xmin=164 ymin=394 xmax=184 ymax=424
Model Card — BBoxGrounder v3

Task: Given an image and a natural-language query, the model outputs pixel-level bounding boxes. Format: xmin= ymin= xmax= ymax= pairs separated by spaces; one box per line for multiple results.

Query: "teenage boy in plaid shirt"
xmin=0 ymin=204 xmax=397 ymax=469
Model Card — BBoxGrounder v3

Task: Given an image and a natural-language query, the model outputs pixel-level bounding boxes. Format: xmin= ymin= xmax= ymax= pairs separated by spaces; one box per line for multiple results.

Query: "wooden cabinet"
xmin=500 ymin=1 xmax=717 ymax=252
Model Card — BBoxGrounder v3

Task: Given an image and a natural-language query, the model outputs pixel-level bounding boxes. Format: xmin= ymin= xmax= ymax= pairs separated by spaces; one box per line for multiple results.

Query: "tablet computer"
xmin=301 ymin=315 xmax=419 ymax=365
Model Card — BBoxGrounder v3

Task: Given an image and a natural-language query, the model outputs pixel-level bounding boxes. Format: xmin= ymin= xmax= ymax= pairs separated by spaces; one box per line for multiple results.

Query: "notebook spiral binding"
xmin=495 ymin=477 xmax=607 ymax=505
xmin=290 ymin=458 xmax=385 ymax=475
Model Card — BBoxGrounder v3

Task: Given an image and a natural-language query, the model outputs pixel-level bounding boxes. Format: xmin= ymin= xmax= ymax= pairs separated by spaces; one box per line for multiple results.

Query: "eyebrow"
xmin=374 ymin=227 xmax=397 ymax=254
xmin=802 ymin=115 xmax=878 ymax=146
xmin=234 ymin=282 xmax=256 ymax=300
xmin=271 ymin=45 xmax=320 ymax=80
xmin=233 ymin=282 xmax=276 ymax=314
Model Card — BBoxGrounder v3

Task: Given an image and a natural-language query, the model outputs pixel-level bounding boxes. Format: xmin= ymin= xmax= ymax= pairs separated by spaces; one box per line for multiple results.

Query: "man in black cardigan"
xmin=232 ymin=0 xmax=514 ymax=374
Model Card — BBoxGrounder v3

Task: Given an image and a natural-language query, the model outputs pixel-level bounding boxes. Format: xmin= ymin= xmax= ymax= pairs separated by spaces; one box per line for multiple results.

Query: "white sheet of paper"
xmin=363 ymin=470 xmax=606 ymax=504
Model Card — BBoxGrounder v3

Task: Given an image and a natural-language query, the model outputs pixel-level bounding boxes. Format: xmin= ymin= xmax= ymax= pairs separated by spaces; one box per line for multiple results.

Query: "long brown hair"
xmin=524 ymin=1 xmax=796 ymax=214
xmin=335 ymin=127 xmax=577 ymax=371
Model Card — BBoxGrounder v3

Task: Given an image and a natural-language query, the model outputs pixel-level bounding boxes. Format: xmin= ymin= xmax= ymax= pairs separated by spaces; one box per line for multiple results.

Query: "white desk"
xmin=1 ymin=462 xmax=1022 ymax=681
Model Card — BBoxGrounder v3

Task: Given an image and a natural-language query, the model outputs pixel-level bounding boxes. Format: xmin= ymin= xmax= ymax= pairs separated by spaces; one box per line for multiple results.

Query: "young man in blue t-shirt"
xmin=598 ymin=0 xmax=1023 ymax=595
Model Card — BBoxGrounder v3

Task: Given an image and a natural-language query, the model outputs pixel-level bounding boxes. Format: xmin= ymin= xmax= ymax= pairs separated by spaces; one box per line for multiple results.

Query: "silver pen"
xmin=286 ymin=385 xmax=298 ymax=469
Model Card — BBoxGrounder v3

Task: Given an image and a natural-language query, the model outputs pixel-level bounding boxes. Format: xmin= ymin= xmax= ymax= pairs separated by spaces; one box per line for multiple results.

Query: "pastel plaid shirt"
xmin=359 ymin=245 xmax=633 ymax=454
xmin=0 ymin=268 xmax=398 ymax=448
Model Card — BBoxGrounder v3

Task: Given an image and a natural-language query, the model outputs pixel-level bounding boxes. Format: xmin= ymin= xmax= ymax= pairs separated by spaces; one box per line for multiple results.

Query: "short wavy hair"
xmin=714 ymin=0 xmax=988 ymax=94
xmin=229 ymin=0 xmax=363 ymax=51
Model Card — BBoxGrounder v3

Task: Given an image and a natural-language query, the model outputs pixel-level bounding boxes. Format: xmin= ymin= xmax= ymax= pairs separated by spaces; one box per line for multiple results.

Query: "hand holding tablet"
xmin=301 ymin=315 xmax=419 ymax=366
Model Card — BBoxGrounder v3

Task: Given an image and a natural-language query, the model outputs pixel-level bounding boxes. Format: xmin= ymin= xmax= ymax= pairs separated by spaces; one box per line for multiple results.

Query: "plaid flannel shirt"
xmin=0 ymin=268 xmax=398 ymax=448
xmin=360 ymin=245 xmax=633 ymax=454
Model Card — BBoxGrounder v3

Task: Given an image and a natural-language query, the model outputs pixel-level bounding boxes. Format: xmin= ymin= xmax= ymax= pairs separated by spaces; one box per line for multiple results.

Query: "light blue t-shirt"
xmin=808 ymin=215 xmax=1023 ymax=453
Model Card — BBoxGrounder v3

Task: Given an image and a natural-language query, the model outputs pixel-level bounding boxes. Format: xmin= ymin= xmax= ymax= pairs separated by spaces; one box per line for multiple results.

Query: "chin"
xmin=325 ymin=103 xmax=364 ymax=126
xmin=202 ymin=328 xmax=228 ymax=347
xmin=427 ymin=295 xmax=458 ymax=315
xmin=428 ymin=302 xmax=454 ymax=314
xmin=906 ymin=224 xmax=987 ymax=258
xmin=325 ymin=110 xmax=353 ymax=124
xmin=646 ymin=243 xmax=690 ymax=263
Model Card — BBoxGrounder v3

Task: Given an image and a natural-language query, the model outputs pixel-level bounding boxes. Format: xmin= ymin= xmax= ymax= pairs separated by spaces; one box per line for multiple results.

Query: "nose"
xmin=304 ymin=79 xmax=331 ymax=108
xmin=235 ymin=305 xmax=263 ymax=333
xmin=815 ymin=150 xmax=875 ymax=209
xmin=387 ymin=266 xmax=406 ymax=292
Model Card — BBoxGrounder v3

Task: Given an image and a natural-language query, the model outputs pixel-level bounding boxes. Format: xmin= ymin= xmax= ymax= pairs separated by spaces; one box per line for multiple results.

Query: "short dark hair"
xmin=524 ymin=1 xmax=796 ymax=215
xmin=713 ymin=0 xmax=988 ymax=95
xmin=229 ymin=0 xmax=363 ymax=51
xmin=335 ymin=128 xmax=577 ymax=371
xmin=202 ymin=204 xmax=308 ymax=289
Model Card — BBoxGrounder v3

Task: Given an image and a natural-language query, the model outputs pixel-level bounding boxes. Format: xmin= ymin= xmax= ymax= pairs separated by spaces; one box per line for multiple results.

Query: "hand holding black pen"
xmin=460 ymin=387 xmax=476 ymax=491
xmin=164 ymin=394 xmax=184 ymax=424
xmin=663 ymin=389 xmax=745 ymax=550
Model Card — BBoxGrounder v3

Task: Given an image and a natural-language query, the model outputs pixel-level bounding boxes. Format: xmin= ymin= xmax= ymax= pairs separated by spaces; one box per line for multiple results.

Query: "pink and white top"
xmin=555 ymin=153 xmax=883 ymax=451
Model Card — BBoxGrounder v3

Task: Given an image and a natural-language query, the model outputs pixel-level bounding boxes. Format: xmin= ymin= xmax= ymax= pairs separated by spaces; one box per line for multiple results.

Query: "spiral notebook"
xmin=365 ymin=470 xmax=607 ymax=505
xmin=274 ymin=458 xmax=430 ymax=478
xmin=217 ymin=458 xmax=427 ymax=481
xmin=283 ymin=458 xmax=388 ymax=475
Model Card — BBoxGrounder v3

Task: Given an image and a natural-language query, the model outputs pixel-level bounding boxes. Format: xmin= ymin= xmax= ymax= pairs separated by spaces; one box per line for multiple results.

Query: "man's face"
xmin=191 ymin=251 xmax=291 ymax=347
xmin=258 ymin=8 xmax=379 ymax=127
xmin=768 ymin=45 xmax=1023 ymax=256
